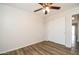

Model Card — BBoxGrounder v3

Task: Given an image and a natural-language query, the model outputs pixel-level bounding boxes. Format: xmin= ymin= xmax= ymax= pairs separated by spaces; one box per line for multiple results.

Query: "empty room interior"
xmin=0 ymin=3 xmax=79 ymax=55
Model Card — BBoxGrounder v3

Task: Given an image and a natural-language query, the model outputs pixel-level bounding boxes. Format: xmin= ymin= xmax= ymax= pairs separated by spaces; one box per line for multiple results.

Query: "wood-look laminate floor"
xmin=71 ymin=42 xmax=79 ymax=55
xmin=0 ymin=41 xmax=75 ymax=55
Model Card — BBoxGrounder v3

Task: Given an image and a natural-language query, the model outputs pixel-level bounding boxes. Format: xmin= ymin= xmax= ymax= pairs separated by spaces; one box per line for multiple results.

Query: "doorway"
xmin=71 ymin=14 xmax=79 ymax=54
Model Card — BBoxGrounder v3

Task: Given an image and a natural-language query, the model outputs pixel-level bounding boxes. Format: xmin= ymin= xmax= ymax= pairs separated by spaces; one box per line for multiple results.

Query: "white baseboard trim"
xmin=0 ymin=40 xmax=44 ymax=54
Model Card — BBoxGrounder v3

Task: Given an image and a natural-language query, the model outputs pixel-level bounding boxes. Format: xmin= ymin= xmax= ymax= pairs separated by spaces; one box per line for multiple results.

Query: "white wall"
xmin=46 ymin=16 xmax=65 ymax=45
xmin=46 ymin=7 xmax=79 ymax=48
xmin=0 ymin=5 xmax=45 ymax=53
xmin=0 ymin=4 xmax=79 ymax=54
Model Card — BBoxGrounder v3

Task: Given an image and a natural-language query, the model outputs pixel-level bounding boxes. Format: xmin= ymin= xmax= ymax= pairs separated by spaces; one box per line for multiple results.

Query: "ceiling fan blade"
xmin=38 ymin=3 xmax=43 ymax=6
xmin=38 ymin=3 xmax=46 ymax=7
xmin=34 ymin=8 xmax=43 ymax=12
xmin=50 ymin=6 xmax=60 ymax=9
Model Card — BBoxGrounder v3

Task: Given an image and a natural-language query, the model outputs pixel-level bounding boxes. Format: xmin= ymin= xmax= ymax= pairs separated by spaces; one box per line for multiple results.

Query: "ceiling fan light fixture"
xmin=42 ymin=7 xmax=50 ymax=14
xmin=42 ymin=9 xmax=45 ymax=13
xmin=45 ymin=7 xmax=50 ymax=12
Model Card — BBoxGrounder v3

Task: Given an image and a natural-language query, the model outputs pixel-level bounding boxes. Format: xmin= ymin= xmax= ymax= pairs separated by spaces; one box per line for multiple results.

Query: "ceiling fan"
xmin=34 ymin=3 xmax=61 ymax=15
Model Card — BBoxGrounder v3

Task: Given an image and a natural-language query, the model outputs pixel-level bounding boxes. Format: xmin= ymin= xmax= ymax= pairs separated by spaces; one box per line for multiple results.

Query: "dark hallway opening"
xmin=72 ymin=14 xmax=79 ymax=54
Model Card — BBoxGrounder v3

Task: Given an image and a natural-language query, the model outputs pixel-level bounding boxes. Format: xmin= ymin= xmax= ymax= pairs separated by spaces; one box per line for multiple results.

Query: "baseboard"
xmin=0 ymin=40 xmax=44 ymax=54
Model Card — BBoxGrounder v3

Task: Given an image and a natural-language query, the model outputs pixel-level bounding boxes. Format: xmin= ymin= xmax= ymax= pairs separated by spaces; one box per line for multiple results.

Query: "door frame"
xmin=65 ymin=7 xmax=79 ymax=48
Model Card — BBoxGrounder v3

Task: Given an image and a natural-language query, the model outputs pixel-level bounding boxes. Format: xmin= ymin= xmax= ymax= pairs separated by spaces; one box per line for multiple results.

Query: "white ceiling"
xmin=1 ymin=3 xmax=79 ymax=16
